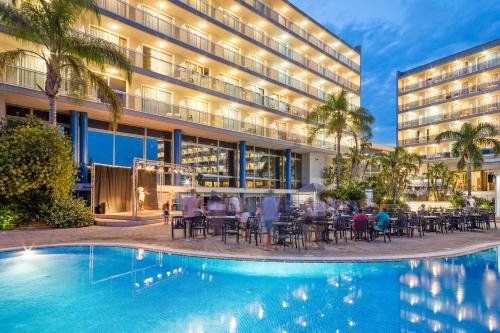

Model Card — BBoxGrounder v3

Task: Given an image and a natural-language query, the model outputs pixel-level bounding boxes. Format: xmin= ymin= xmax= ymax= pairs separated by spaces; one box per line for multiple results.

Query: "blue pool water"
xmin=0 ymin=246 xmax=498 ymax=333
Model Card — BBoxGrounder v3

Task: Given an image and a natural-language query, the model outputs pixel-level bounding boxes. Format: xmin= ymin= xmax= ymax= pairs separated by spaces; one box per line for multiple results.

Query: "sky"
xmin=290 ymin=0 xmax=500 ymax=145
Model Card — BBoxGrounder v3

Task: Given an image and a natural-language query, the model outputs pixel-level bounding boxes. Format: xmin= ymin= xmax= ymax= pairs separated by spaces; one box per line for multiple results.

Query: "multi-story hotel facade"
xmin=0 ymin=0 xmax=361 ymax=208
xmin=397 ymin=39 xmax=499 ymax=196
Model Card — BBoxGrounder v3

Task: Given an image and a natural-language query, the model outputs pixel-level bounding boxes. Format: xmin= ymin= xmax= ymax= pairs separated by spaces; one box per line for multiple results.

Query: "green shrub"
xmin=448 ymin=190 xmax=466 ymax=208
xmin=320 ymin=183 xmax=366 ymax=202
xmin=473 ymin=196 xmax=494 ymax=208
xmin=0 ymin=207 xmax=18 ymax=230
xmin=39 ymin=195 xmax=94 ymax=228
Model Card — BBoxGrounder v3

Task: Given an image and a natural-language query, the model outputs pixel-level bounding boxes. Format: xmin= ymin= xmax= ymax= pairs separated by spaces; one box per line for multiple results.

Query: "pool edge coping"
xmin=1 ymin=241 xmax=499 ymax=262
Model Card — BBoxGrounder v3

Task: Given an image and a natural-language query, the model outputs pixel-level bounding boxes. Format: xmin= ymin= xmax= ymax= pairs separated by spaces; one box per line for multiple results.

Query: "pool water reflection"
xmin=0 ymin=246 xmax=498 ymax=332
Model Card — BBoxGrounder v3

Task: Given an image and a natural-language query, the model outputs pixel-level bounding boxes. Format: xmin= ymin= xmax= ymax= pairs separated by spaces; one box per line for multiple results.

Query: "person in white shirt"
xmin=228 ymin=195 xmax=242 ymax=216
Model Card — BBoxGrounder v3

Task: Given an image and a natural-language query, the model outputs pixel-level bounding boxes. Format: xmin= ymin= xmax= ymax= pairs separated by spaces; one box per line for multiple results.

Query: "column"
xmin=79 ymin=112 xmax=88 ymax=183
xmin=239 ymin=141 xmax=246 ymax=198
xmin=495 ymin=171 xmax=500 ymax=218
xmin=285 ymin=149 xmax=292 ymax=205
xmin=173 ymin=129 xmax=182 ymax=186
xmin=70 ymin=111 xmax=79 ymax=164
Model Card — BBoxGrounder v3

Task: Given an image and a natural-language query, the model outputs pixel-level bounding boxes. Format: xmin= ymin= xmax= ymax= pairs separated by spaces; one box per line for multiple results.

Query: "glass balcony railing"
xmin=75 ymin=30 xmax=311 ymax=120
xmin=398 ymin=124 xmax=500 ymax=146
xmin=1 ymin=65 xmax=336 ymax=152
xmin=399 ymin=79 xmax=500 ymax=111
xmin=398 ymin=103 xmax=500 ymax=129
xmin=172 ymin=0 xmax=360 ymax=94
xmin=399 ymin=57 xmax=500 ymax=93
xmin=95 ymin=0 xmax=347 ymax=101
xmin=421 ymin=149 xmax=498 ymax=161
xmin=237 ymin=0 xmax=360 ymax=72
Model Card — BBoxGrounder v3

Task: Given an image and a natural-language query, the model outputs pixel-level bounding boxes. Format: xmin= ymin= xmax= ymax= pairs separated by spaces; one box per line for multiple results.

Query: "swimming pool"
xmin=0 ymin=246 xmax=498 ymax=332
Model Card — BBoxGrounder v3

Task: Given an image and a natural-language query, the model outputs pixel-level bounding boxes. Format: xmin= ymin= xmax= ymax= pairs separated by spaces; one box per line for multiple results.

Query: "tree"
xmin=0 ymin=117 xmax=74 ymax=199
xmin=424 ymin=162 xmax=455 ymax=201
xmin=307 ymin=90 xmax=374 ymax=186
xmin=0 ymin=0 xmax=132 ymax=128
xmin=436 ymin=123 xmax=500 ymax=197
xmin=372 ymin=147 xmax=421 ymax=204
xmin=346 ymin=136 xmax=372 ymax=181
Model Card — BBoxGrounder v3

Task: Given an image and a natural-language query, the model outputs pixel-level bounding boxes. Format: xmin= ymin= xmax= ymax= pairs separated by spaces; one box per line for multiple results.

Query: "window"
xmin=88 ymin=130 xmax=114 ymax=165
xmin=142 ymin=86 xmax=172 ymax=116
xmin=115 ymin=134 xmax=144 ymax=167
xmin=245 ymin=114 xmax=265 ymax=136
xmin=143 ymin=46 xmax=173 ymax=76
xmin=98 ymin=76 xmax=126 ymax=103
xmin=249 ymin=85 xmax=265 ymax=105
xmin=140 ymin=4 xmax=173 ymax=35
xmin=185 ymin=97 xmax=209 ymax=124
xmin=220 ymin=74 xmax=243 ymax=98
xmin=248 ymin=54 xmax=265 ymax=74
xmin=146 ymin=137 xmax=159 ymax=161
xmin=17 ymin=54 xmax=45 ymax=89
xmin=90 ymin=26 xmax=127 ymax=48
xmin=249 ymin=25 xmax=266 ymax=44
xmin=221 ymin=108 xmax=240 ymax=130
xmin=223 ymin=10 xmax=240 ymax=31
xmin=272 ymin=121 xmax=287 ymax=140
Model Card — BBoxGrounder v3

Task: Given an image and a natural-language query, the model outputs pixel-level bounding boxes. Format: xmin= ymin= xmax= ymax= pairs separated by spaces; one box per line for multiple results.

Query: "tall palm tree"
xmin=424 ymin=162 xmax=455 ymax=201
xmin=346 ymin=136 xmax=372 ymax=181
xmin=0 ymin=0 xmax=132 ymax=128
xmin=373 ymin=147 xmax=421 ymax=204
xmin=436 ymin=123 xmax=500 ymax=197
xmin=307 ymin=90 xmax=374 ymax=186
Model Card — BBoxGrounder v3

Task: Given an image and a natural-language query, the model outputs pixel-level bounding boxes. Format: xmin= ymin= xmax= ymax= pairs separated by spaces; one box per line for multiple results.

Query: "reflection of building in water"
xmin=88 ymin=246 xmax=185 ymax=293
xmin=400 ymin=255 xmax=499 ymax=332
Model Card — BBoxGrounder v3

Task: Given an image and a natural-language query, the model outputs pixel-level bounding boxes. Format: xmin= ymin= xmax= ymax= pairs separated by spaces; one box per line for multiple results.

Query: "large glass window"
xmin=245 ymin=147 xmax=284 ymax=189
xmin=115 ymin=134 xmax=144 ymax=167
xmin=88 ymin=130 xmax=114 ymax=165
xmin=146 ymin=138 xmax=159 ymax=161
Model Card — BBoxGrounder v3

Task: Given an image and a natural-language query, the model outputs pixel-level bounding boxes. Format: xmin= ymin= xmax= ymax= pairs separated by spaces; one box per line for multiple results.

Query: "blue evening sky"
xmin=290 ymin=0 xmax=500 ymax=145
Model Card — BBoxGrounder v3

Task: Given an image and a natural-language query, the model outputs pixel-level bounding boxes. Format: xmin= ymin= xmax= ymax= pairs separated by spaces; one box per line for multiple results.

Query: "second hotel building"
xmin=0 ymin=0 xmax=361 ymax=202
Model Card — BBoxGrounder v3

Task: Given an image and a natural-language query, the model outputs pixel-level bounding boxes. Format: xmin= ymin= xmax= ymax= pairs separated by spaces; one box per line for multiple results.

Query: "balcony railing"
xmin=398 ymin=103 xmax=500 ymax=129
xmin=1 ymin=65 xmax=336 ymax=152
xmin=172 ymin=0 xmax=359 ymax=94
xmin=398 ymin=124 xmax=500 ymax=146
xmin=421 ymin=149 xmax=498 ymax=161
xmin=237 ymin=0 xmax=360 ymax=72
xmin=75 ymin=30 xmax=311 ymax=120
xmin=95 ymin=0 xmax=351 ymax=100
xmin=399 ymin=79 xmax=500 ymax=111
xmin=399 ymin=57 xmax=500 ymax=94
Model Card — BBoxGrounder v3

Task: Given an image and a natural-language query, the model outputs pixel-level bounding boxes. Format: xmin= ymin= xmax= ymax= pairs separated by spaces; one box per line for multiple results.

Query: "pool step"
xmin=95 ymin=216 xmax=165 ymax=227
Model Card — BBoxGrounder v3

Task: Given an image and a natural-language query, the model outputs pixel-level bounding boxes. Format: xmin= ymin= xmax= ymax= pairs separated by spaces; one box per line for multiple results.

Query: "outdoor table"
xmin=206 ymin=215 xmax=237 ymax=236
xmin=422 ymin=215 xmax=439 ymax=232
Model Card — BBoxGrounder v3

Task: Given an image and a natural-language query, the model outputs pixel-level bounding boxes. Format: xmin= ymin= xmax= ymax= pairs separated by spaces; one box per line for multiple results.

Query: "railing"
xmin=399 ymin=79 xmax=500 ymax=111
xmin=238 ymin=0 xmax=360 ymax=72
xmin=421 ymin=150 xmax=498 ymax=161
xmin=75 ymin=30 xmax=311 ymax=120
xmin=399 ymin=57 xmax=500 ymax=93
xmin=95 ymin=0 xmax=352 ymax=100
xmin=172 ymin=0 xmax=360 ymax=93
xmin=398 ymin=124 xmax=500 ymax=146
xmin=1 ymin=65 xmax=336 ymax=152
xmin=398 ymin=103 xmax=500 ymax=129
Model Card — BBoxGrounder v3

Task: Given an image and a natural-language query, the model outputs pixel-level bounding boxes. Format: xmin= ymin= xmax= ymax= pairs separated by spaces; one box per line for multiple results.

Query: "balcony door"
xmin=142 ymin=86 xmax=172 ymax=116
xmin=223 ymin=10 xmax=240 ymax=31
xmin=186 ymin=25 xmax=209 ymax=51
xmin=143 ymin=46 xmax=173 ymax=76
xmin=220 ymin=74 xmax=242 ymax=98
xmin=90 ymin=26 xmax=127 ymax=48
xmin=245 ymin=114 xmax=265 ymax=136
xmin=185 ymin=97 xmax=209 ymax=124
xmin=220 ymin=42 xmax=240 ymax=65
xmin=271 ymin=121 xmax=287 ymax=140
xmin=140 ymin=4 xmax=173 ymax=35
xmin=221 ymin=108 xmax=240 ymax=131
xmin=249 ymin=85 xmax=265 ymax=105
xmin=17 ymin=54 xmax=45 ymax=90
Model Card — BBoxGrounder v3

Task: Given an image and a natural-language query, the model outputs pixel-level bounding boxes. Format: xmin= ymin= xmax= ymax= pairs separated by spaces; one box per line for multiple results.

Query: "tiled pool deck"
xmin=1 ymin=223 xmax=499 ymax=262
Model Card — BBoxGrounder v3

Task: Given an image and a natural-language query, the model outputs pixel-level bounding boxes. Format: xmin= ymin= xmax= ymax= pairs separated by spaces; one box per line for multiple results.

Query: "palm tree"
xmin=346 ymin=136 xmax=372 ymax=181
xmin=424 ymin=162 xmax=455 ymax=201
xmin=373 ymin=147 xmax=421 ymax=204
xmin=0 ymin=0 xmax=132 ymax=128
xmin=436 ymin=123 xmax=500 ymax=197
xmin=307 ymin=90 xmax=374 ymax=186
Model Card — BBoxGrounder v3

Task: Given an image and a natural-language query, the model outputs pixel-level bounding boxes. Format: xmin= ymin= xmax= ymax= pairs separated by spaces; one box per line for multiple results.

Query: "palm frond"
xmin=435 ymin=129 xmax=461 ymax=143
xmin=85 ymin=70 xmax=123 ymax=130
xmin=0 ymin=49 xmax=28 ymax=71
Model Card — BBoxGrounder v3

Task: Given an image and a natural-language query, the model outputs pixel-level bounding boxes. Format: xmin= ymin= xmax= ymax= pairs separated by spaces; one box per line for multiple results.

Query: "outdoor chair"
xmin=190 ymin=215 xmax=208 ymax=239
xmin=222 ymin=218 xmax=241 ymax=244
xmin=171 ymin=216 xmax=186 ymax=239
xmin=407 ymin=214 xmax=423 ymax=237
xmin=488 ymin=211 xmax=496 ymax=229
xmin=352 ymin=217 xmax=369 ymax=242
xmin=334 ymin=216 xmax=350 ymax=243
xmin=372 ymin=219 xmax=392 ymax=243
xmin=245 ymin=216 xmax=261 ymax=246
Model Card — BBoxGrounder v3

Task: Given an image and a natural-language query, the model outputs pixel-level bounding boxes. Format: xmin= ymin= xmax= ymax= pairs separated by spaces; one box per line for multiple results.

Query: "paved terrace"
xmin=1 ymin=224 xmax=499 ymax=261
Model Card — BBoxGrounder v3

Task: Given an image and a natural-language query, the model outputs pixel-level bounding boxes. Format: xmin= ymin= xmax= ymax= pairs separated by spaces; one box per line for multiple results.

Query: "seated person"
xmin=375 ymin=208 xmax=390 ymax=231
xmin=352 ymin=210 xmax=369 ymax=236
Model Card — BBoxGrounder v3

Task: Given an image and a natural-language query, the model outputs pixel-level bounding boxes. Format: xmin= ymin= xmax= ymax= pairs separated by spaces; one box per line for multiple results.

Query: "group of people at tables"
xmin=165 ymin=189 xmax=394 ymax=247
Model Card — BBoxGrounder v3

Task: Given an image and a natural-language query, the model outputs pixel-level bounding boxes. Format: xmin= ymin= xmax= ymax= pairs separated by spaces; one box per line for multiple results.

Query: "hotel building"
xmin=397 ymin=39 xmax=499 ymax=195
xmin=0 ymin=0 xmax=361 ymax=209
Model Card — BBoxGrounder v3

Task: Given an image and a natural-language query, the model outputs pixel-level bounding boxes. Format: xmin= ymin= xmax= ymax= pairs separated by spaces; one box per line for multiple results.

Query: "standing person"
xmin=182 ymin=189 xmax=201 ymax=236
xmin=261 ymin=190 xmax=278 ymax=249
xmin=467 ymin=195 xmax=475 ymax=209
xmin=137 ymin=187 xmax=146 ymax=212
xmin=228 ymin=194 xmax=242 ymax=216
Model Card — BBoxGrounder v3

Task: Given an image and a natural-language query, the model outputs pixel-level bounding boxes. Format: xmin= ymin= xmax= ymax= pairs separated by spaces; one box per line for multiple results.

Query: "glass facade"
xmin=245 ymin=146 xmax=283 ymax=189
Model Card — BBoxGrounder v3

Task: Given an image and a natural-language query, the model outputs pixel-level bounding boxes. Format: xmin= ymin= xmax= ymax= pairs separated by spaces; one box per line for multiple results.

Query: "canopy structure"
xmin=298 ymin=183 xmax=326 ymax=193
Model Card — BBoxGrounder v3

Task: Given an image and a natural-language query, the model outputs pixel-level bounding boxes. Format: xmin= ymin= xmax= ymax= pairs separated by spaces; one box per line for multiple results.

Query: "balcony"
xmin=171 ymin=0 xmax=360 ymax=94
xmin=398 ymin=79 xmax=500 ymax=111
xmin=399 ymin=57 xmax=500 ymax=94
xmin=398 ymin=103 xmax=500 ymax=129
xmin=0 ymin=65 xmax=336 ymax=152
xmin=95 ymin=0 xmax=352 ymax=101
xmin=236 ymin=0 xmax=360 ymax=72
xmin=421 ymin=149 xmax=499 ymax=162
xmin=398 ymin=124 xmax=500 ymax=146
xmin=75 ymin=30 xmax=312 ymax=120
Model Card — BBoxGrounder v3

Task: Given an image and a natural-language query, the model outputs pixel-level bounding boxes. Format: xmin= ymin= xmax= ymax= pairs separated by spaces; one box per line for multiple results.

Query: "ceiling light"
xmin=109 ymin=24 xmax=119 ymax=30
